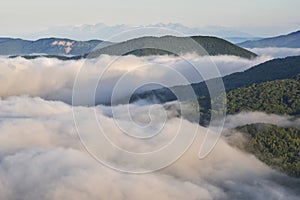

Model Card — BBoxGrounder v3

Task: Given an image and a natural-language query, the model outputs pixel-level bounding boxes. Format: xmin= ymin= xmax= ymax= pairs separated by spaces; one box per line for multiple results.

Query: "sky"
xmin=0 ymin=0 xmax=299 ymax=37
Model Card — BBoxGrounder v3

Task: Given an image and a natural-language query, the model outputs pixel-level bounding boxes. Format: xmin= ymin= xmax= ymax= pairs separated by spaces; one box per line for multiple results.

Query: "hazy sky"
xmin=0 ymin=0 xmax=299 ymax=37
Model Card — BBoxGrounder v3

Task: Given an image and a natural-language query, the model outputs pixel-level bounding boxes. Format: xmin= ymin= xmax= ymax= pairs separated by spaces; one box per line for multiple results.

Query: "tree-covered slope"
xmin=132 ymin=56 xmax=300 ymax=104
xmin=195 ymin=75 xmax=300 ymax=124
xmin=236 ymin=123 xmax=300 ymax=177
xmin=226 ymin=75 xmax=300 ymax=116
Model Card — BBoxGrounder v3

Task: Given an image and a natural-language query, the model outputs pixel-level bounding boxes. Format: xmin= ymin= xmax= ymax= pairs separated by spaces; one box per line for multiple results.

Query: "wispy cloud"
xmin=249 ymin=48 xmax=300 ymax=58
xmin=225 ymin=112 xmax=300 ymax=129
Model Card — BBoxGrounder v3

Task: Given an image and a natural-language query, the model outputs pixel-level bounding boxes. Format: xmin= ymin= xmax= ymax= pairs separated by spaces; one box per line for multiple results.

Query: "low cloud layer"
xmin=0 ymin=56 xmax=299 ymax=199
xmin=0 ymin=96 xmax=299 ymax=200
xmin=0 ymin=55 xmax=270 ymax=105
xmin=225 ymin=112 xmax=300 ymax=129
xmin=249 ymin=47 xmax=300 ymax=58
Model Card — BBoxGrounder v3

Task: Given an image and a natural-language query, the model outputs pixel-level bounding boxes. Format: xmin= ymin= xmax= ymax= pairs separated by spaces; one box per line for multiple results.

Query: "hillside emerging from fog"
xmin=226 ymin=75 xmax=300 ymax=116
xmin=199 ymin=74 xmax=300 ymax=124
xmin=130 ymin=56 xmax=300 ymax=178
xmin=87 ymin=36 xmax=257 ymax=59
xmin=132 ymin=56 xmax=300 ymax=104
xmin=0 ymin=40 xmax=299 ymax=198
xmin=2 ymin=35 xmax=256 ymax=59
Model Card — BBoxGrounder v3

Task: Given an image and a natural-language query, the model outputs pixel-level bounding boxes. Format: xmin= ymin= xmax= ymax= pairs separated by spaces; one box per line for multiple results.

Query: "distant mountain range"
xmin=7 ymin=29 xmax=300 ymax=58
xmin=2 ymin=36 xmax=257 ymax=59
xmin=22 ymin=23 xmax=258 ymax=43
xmin=238 ymin=30 xmax=300 ymax=48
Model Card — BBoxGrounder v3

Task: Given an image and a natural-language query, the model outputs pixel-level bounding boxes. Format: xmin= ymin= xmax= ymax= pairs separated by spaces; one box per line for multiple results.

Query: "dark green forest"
xmin=197 ymin=74 xmax=300 ymax=178
xmin=237 ymin=123 xmax=300 ymax=177
xmin=226 ymin=75 xmax=300 ymax=116
xmin=197 ymin=74 xmax=300 ymax=124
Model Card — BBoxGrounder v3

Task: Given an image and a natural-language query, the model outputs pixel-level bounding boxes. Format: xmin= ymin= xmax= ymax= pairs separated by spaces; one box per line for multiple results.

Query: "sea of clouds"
xmin=0 ymin=54 xmax=299 ymax=200
xmin=0 ymin=96 xmax=299 ymax=200
xmin=0 ymin=55 xmax=270 ymax=105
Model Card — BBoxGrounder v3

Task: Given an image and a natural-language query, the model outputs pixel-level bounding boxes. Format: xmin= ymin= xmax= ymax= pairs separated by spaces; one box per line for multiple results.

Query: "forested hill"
xmin=195 ymin=75 xmax=300 ymax=124
xmin=226 ymin=75 xmax=300 ymax=116
xmin=236 ymin=123 xmax=300 ymax=177
xmin=131 ymin=56 xmax=300 ymax=103
xmin=87 ymin=35 xmax=257 ymax=59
